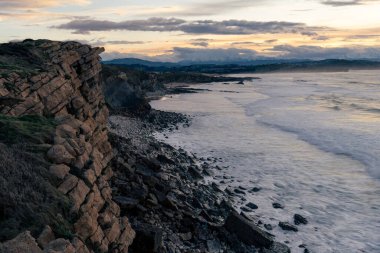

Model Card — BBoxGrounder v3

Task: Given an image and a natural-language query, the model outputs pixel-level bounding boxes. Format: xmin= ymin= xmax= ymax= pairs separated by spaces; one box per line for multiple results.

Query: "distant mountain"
xmin=102 ymin=57 xmax=305 ymax=67
xmin=102 ymin=58 xmax=380 ymax=74
xmin=103 ymin=58 xmax=178 ymax=68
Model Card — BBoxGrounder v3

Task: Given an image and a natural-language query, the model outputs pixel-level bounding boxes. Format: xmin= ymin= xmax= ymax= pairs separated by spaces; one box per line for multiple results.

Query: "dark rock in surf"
xmin=224 ymin=211 xmax=273 ymax=248
xmin=279 ymin=222 xmax=298 ymax=232
xmin=246 ymin=202 xmax=258 ymax=210
xmin=262 ymin=242 xmax=291 ymax=253
xmin=294 ymin=214 xmax=308 ymax=225
xmin=251 ymin=187 xmax=262 ymax=192
xmin=272 ymin=202 xmax=284 ymax=209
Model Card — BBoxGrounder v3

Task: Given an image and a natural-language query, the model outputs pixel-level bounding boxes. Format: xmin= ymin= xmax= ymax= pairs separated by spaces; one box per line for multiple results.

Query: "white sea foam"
xmin=151 ymin=70 xmax=380 ymax=253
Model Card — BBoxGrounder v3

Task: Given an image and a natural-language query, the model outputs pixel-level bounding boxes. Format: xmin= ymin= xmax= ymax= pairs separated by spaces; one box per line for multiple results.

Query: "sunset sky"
xmin=1 ymin=0 xmax=380 ymax=61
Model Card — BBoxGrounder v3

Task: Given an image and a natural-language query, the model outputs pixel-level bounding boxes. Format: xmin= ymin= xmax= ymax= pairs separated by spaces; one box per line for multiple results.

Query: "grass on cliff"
xmin=0 ymin=114 xmax=74 ymax=242
xmin=0 ymin=115 xmax=56 ymax=146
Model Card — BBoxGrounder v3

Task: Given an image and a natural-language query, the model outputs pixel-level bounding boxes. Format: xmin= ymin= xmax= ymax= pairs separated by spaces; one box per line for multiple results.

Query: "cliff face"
xmin=0 ymin=40 xmax=134 ymax=252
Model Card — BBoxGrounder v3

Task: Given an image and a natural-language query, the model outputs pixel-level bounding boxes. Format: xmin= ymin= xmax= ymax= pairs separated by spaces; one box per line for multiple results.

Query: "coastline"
xmin=107 ymin=105 xmax=292 ymax=253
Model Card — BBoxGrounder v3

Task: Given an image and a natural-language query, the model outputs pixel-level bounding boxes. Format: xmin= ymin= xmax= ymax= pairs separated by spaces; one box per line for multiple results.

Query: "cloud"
xmin=270 ymin=44 xmax=380 ymax=59
xmin=163 ymin=0 xmax=267 ymax=16
xmin=0 ymin=0 xmax=90 ymax=9
xmin=101 ymin=47 xmax=259 ymax=62
xmin=346 ymin=34 xmax=380 ymax=39
xmin=190 ymin=41 xmax=209 ymax=47
xmin=170 ymin=47 xmax=259 ymax=62
xmin=101 ymin=44 xmax=380 ymax=62
xmin=54 ymin=17 xmax=325 ymax=36
xmin=265 ymin=39 xmax=278 ymax=43
xmin=70 ymin=39 xmax=148 ymax=47
xmin=313 ymin=35 xmax=330 ymax=40
xmin=321 ymin=0 xmax=379 ymax=6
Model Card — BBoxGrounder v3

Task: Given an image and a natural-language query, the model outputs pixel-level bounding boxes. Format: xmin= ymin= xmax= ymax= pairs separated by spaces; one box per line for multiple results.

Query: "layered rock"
xmin=0 ymin=40 xmax=134 ymax=252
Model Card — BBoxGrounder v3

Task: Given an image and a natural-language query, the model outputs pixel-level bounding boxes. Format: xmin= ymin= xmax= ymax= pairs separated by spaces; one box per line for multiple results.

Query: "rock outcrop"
xmin=0 ymin=40 xmax=134 ymax=252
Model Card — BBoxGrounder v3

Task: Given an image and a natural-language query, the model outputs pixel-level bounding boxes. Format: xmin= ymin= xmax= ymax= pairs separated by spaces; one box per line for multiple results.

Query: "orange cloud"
xmin=0 ymin=0 xmax=90 ymax=10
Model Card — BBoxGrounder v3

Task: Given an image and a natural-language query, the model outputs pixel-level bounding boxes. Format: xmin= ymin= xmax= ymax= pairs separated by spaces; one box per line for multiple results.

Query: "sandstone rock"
xmin=74 ymin=211 xmax=99 ymax=240
xmin=44 ymin=238 xmax=75 ymax=253
xmin=69 ymin=179 xmax=90 ymax=211
xmin=71 ymin=238 xmax=90 ymax=253
xmin=47 ymin=144 xmax=75 ymax=164
xmin=49 ymin=164 xmax=70 ymax=180
xmin=83 ymin=169 xmax=97 ymax=185
xmin=56 ymin=124 xmax=77 ymax=139
xmin=118 ymin=217 xmax=135 ymax=251
xmin=104 ymin=220 xmax=121 ymax=243
xmin=58 ymin=174 xmax=79 ymax=194
xmin=1 ymin=231 xmax=43 ymax=253
xmin=37 ymin=225 xmax=55 ymax=249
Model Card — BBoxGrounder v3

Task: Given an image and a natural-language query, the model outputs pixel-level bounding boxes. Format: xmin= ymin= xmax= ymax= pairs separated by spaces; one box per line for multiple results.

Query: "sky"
xmin=0 ymin=0 xmax=380 ymax=61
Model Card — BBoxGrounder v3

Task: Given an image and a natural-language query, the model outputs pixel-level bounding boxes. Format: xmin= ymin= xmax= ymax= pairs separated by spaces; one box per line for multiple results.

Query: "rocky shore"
xmin=0 ymin=40 xmax=292 ymax=253
xmin=107 ymin=110 xmax=291 ymax=253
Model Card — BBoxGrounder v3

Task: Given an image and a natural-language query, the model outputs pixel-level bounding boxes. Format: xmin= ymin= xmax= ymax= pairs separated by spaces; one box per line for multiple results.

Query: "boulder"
xmin=279 ymin=222 xmax=298 ymax=232
xmin=37 ymin=225 xmax=55 ymax=249
xmin=262 ymin=242 xmax=291 ymax=253
xmin=246 ymin=202 xmax=258 ymax=210
xmin=49 ymin=164 xmax=70 ymax=180
xmin=47 ymin=144 xmax=75 ymax=164
xmin=0 ymin=231 xmax=43 ymax=253
xmin=272 ymin=202 xmax=284 ymax=209
xmin=58 ymin=174 xmax=79 ymax=194
xmin=294 ymin=214 xmax=308 ymax=225
xmin=224 ymin=211 xmax=273 ymax=248
xmin=44 ymin=238 xmax=75 ymax=253
xmin=130 ymin=225 xmax=163 ymax=253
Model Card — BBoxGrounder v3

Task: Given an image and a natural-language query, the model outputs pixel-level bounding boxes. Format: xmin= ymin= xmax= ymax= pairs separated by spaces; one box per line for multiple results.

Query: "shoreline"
xmin=108 ymin=108 xmax=292 ymax=253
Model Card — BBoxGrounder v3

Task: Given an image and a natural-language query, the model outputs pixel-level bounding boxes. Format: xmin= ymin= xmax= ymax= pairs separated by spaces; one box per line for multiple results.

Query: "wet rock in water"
xmin=279 ymin=222 xmax=298 ymax=232
xmin=262 ymin=242 xmax=291 ymax=253
xmin=264 ymin=224 xmax=273 ymax=231
xmin=225 ymin=187 xmax=234 ymax=196
xmin=241 ymin=207 xmax=253 ymax=213
xmin=188 ymin=166 xmax=203 ymax=179
xmin=224 ymin=211 xmax=273 ymax=248
xmin=272 ymin=202 xmax=284 ymax=209
xmin=294 ymin=214 xmax=308 ymax=225
xmin=246 ymin=202 xmax=258 ymax=210
xmin=251 ymin=187 xmax=262 ymax=192
xmin=130 ymin=225 xmax=163 ymax=253
xmin=234 ymin=188 xmax=245 ymax=195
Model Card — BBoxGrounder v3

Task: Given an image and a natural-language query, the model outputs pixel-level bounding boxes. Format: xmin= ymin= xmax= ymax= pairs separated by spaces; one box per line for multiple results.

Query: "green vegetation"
xmin=0 ymin=114 xmax=74 ymax=241
xmin=0 ymin=114 xmax=56 ymax=145
xmin=0 ymin=144 xmax=73 ymax=241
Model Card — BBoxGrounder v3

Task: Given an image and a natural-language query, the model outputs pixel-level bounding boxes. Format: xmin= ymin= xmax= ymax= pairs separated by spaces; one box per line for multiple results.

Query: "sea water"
xmin=150 ymin=70 xmax=380 ymax=253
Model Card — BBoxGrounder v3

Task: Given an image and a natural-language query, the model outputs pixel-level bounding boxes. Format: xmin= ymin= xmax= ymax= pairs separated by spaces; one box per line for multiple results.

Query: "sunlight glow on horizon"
xmin=1 ymin=0 xmax=380 ymax=61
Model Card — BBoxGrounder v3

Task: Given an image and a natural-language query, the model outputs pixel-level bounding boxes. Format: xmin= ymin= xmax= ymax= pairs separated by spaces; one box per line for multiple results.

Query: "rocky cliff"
xmin=0 ymin=40 xmax=134 ymax=253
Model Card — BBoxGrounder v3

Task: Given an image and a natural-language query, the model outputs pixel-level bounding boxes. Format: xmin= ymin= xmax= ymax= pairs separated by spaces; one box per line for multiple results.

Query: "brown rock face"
xmin=0 ymin=40 xmax=135 ymax=253
xmin=0 ymin=231 xmax=43 ymax=253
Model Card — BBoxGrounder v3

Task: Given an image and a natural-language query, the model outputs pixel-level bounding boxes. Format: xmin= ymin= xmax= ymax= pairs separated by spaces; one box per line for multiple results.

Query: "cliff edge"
xmin=0 ymin=40 xmax=134 ymax=253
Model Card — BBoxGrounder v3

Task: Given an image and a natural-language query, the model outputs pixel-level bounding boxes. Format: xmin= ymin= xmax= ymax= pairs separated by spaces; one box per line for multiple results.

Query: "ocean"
xmin=150 ymin=70 xmax=380 ymax=253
